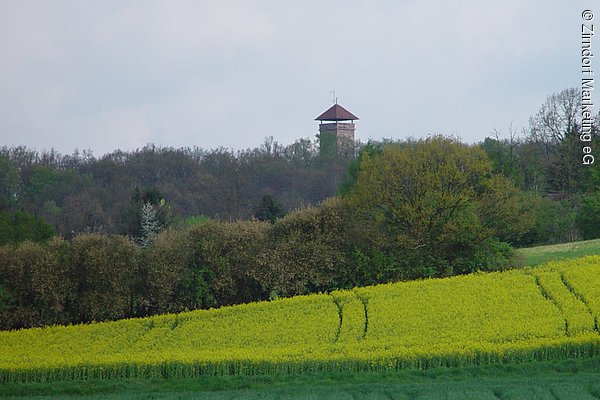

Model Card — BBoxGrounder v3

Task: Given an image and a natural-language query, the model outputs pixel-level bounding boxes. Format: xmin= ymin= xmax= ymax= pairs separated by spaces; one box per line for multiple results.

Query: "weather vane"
xmin=330 ymin=90 xmax=337 ymax=104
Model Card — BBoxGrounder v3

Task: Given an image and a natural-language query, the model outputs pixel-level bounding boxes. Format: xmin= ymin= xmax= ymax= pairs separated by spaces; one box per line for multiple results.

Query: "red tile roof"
xmin=315 ymin=103 xmax=359 ymax=121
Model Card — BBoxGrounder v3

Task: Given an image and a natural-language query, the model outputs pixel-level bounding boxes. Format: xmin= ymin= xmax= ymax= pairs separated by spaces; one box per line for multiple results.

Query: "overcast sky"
xmin=0 ymin=1 xmax=592 ymax=156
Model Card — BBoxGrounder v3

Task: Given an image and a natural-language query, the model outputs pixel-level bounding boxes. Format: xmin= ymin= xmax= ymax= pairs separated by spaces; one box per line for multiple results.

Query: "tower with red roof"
xmin=315 ymin=102 xmax=358 ymax=158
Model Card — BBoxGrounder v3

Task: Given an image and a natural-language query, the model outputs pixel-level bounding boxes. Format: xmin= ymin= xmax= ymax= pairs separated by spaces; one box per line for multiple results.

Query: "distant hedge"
xmin=0 ymin=198 xmax=351 ymax=329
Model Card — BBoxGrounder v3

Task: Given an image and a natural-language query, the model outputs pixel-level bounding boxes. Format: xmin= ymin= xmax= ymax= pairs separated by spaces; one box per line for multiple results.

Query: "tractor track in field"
xmin=531 ymin=274 xmax=569 ymax=336
xmin=354 ymin=292 xmax=369 ymax=340
xmin=559 ymin=272 xmax=599 ymax=334
xmin=329 ymin=291 xmax=369 ymax=343
xmin=330 ymin=294 xmax=343 ymax=343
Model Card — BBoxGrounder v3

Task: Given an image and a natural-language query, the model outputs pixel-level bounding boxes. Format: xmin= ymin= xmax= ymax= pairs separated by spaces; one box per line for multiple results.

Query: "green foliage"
xmin=518 ymin=194 xmax=580 ymax=246
xmin=254 ymin=194 xmax=286 ymax=223
xmin=133 ymin=186 xmax=163 ymax=205
xmin=144 ymin=228 xmax=213 ymax=314
xmin=0 ymin=210 xmax=55 ymax=246
xmin=179 ymin=214 xmax=211 ymax=228
xmin=481 ymin=136 xmax=522 ymax=186
xmin=67 ymin=234 xmax=140 ymax=322
xmin=0 ymin=238 xmax=70 ymax=328
xmin=21 ymin=164 xmax=78 ymax=213
xmin=22 ymin=165 xmax=94 ymax=235
xmin=577 ymin=191 xmax=600 ymax=240
xmin=337 ymin=141 xmax=384 ymax=196
xmin=256 ymin=198 xmax=351 ymax=296
xmin=0 ymin=234 xmax=141 ymax=329
xmin=316 ymin=131 xmax=337 ymax=160
xmin=188 ymin=220 xmax=270 ymax=305
xmin=349 ymin=249 xmax=396 ymax=286
xmin=346 ymin=136 xmax=521 ymax=279
xmin=0 ymin=284 xmax=14 ymax=316
xmin=477 ymin=175 xmax=536 ymax=244
xmin=452 ymin=238 xmax=518 ymax=274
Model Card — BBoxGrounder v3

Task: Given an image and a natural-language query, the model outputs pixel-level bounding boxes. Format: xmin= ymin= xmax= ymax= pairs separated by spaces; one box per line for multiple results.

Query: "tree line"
xmin=0 ymin=88 xmax=599 ymax=330
xmin=0 ymin=137 xmax=348 ymax=243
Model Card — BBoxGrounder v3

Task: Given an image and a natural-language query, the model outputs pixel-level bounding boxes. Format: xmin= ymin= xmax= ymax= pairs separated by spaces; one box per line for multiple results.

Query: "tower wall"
xmin=318 ymin=122 xmax=355 ymax=158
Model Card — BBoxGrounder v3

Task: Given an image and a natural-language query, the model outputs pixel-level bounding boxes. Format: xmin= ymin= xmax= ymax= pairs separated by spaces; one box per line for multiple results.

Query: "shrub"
xmin=477 ymin=176 xmax=536 ymax=244
xmin=349 ymin=249 xmax=397 ymax=287
xmin=67 ymin=234 xmax=139 ymax=322
xmin=452 ymin=238 xmax=520 ymax=274
xmin=143 ymin=228 xmax=196 ymax=314
xmin=577 ymin=190 xmax=600 ymax=240
xmin=0 ymin=238 xmax=72 ymax=329
xmin=187 ymin=220 xmax=270 ymax=306
xmin=254 ymin=194 xmax=286 ymax=223
xmin=255 ymin=198 xmax=352 ymax=297
xmin=518 ymin=194 xmax=580 ymax=246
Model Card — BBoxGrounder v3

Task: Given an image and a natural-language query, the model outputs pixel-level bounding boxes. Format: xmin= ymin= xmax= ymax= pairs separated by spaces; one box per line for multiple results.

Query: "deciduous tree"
xmin=347 ymin=136 xmax=523 ymax=278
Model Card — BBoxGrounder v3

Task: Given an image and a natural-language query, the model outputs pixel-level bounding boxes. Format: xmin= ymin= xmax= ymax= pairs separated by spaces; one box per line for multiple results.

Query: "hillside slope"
xmin=2 ymin=256 xmax=600 ymax=382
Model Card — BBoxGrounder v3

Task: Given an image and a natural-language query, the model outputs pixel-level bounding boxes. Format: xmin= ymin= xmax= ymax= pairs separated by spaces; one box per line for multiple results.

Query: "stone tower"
xmin=315 ymin=103 xmax=358 ymax=158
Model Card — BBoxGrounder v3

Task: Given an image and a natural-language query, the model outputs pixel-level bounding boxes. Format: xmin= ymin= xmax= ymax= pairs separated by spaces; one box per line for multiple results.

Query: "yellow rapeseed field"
xmin=2 ymin=256 xmax=600 ymax=382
